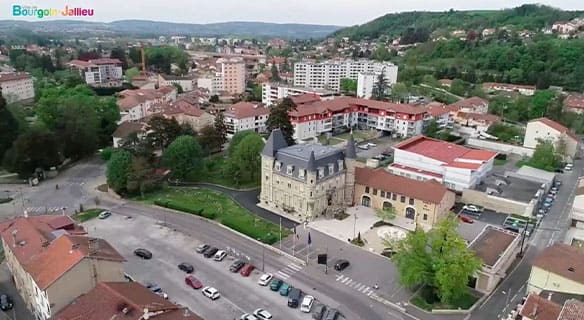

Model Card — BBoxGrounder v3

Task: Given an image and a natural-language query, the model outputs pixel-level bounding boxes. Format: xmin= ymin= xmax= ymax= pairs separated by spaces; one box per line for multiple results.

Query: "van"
xmin=287 ymin=288 xmax=302 ymax=308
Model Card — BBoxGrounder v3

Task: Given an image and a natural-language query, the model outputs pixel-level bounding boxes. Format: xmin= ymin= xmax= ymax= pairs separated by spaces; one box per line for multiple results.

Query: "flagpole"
xmin=279 ymin=217 xmax=282 ymax=250
xmin=306 ymin=228 xmax=311 ymax=265
xmin=293 ymin=226 xmax=296 ymax=257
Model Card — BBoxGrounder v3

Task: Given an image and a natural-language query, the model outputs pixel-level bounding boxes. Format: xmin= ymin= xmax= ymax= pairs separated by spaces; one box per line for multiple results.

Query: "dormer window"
xmin=338 ymin=160 xmax=344 ymax=169
xmin=275 ymin=161 xmax=281 ymax=171
xmin=298 ymin=169 xmax=306 ymax=179
xmin=318 ymin=167 xmax=325 ymax=179
xmin=286 ymin=165 xmax=294 ymax=175
xmin=328 ymin=163 xmax=335 ymax=174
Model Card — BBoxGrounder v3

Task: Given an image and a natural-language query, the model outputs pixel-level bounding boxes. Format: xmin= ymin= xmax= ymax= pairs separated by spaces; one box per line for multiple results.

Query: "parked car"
xmin=98 ymin=211 xmax=111 ymax=219
xmin=203 ymin=247 xmax=218 ymax=258
xmin=367 ymin=142 xmax=377 ymax=147
xmin=358 ymin=145 xmax=369 ymax=150
xmin=258 ymin=273 xmax=273 ymax=286
xmin=279 ymin=283 xmax=291 ymax=296
xmin=301 ymin=295 xmax=315 ymax=313
xmin=323 ymin=308 xmax=339 ymax=320
xmin=565 ymin=164 xmax=573 ymax=171
xmin=287 ymin=288 xmax=302 ymax=308
xmin=185 ymin=275 xmax=203 ymax=289
xmin=202 ymin=286 xmax=220 ymax=300
xmin=312 ymin=304 xmax=327 ymax=320
xmin=462 ymin=205 xmax=482 ymax=213
xmin=334 ymin=259 xmax=350 ymax=271
xmin=0 ymin=295 xmax=13 ymax=311
xmin=551 ymin=186 xmax=559 ymax=192
xmin=543 ymin=202 xmax=552 ymax=208
xmin=459 ymin=215 xmax=474 ymax=224
xmin=156 ymin=291 xmax=168 ymax=299
xmin=270 ymin=278 xmax=283 ymax=291
xmin=134 ymin=248 xmax=152 ymax=259
xmin=239 ymin=314 xmax=258 ymax=320
xmin=555 ymin=181 xmax=562 ymax=187
xmin=145 ymin=282 xmax=161 ymax=293
xmin=381 ymin=150 xmax=392 ymax=157
xmin=230 ymin=260 xmax=245 ymax=273
xmin=213 ymin=250 xmax=227 ymax=261
xmin=178 ymin=262 xmax=194 ymax=273
xmin=544 ymin=197 xmax=554 ymax=203
xmin=253 ymin=308 xmax=273 ymax=320
xmin=196 ymin=244 xmax=210 ymax=253
xmin=240 ymin=264 xmax=255 ymax=277
xmin=555 ymin=168 xmax=564 ymax=173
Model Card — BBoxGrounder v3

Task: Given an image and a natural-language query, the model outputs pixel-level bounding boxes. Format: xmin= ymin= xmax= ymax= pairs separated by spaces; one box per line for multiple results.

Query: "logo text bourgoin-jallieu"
xmin=12 ymin=5 xmax=94 ymax=19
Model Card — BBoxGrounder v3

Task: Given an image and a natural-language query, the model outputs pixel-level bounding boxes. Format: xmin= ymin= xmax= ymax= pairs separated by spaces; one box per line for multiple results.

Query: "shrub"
xmin=154 ymin=200 xmax=216 ymax=219
xmin=100 ymin=147 xmax=114 ymax=161
xmin=0 ymin=198 xmax=12 ymax=204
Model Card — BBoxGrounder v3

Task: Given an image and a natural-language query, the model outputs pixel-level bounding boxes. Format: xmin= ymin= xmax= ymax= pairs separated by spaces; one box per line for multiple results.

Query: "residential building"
xmin=482 ymin=28 xmax=497 ymax=37
xmin=563 ymin=94 xmax=584 ymax=114
xmin=217 ymin=57 xmax=245 ymax=94
xmin=424 ymin=103 xmax=459 ymax=128
xmin=519 ymin=293 xmax=562 ymax=320
xmin=452 ymin=96 xmax=489 ymax=114
xmin=565 ymin=177 xmax=584 ymax=247
xmin=356 ymin=72 xmax=377 ymax=99
xmin=390 ymin=136 xmax=497 ymax=191
xmin=0 ymin=72 xmax=34 ymax=103
xmin=523 ymin=118 xmax=580 ymax=161
xmin=468 ymin=226 xmax=520 ymax=293
xmin=453 ymin=112 xmax=500 ymax=134
xmin=0 ymin=215 xmax=125 ymax=320
xmin=552 ymin=21 xmax=578 ymax=34
xmin=158 ymin=74 xmax=196 ymax=92
xmin=162 ymin=100 xmax=215 ymax=132
xmin=354 ymin=167 xmax=455 ymax=230
xmin=67 ymin=58 xmax=123 ymax=87
xmin=196 ymin=72 xmax=223 ymax=95
xmin=112 ymin=121 xmax=145 ymax=148
xmin=482 ymin=82 xmax=536 ymax=96
xmin=527 ymin=244 xmax=584 ymax=296
xmin=223 ymin=102 xmax=270 ymax=137
xmin=288 ymin=96 xmax=431 ymax=142
xmin=261 ymin=83 xmax=336 ymax=106
xmin=116 ymin=86 xmax=177 ymax=123
xmin=55 ymin=282 xmax=203 ymax=320
xmin=293 ymin=60 xmax=398 ymax=92
xmin=260 ymin=130 xmax=360 ymax=220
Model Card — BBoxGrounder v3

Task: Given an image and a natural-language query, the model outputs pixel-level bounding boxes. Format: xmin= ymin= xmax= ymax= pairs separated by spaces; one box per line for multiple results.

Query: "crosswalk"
xmin=336 ymin=274 xmax=375 ymax=296
xmin=25 ymin=206 xmax=65 ymax=214
xmin=275 ymin=262 xmax=303 ymax=280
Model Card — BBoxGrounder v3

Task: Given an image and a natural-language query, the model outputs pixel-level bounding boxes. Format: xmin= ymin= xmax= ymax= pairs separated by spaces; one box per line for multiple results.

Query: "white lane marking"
xmin=288 ymin=263 xmax=302 ymax=271
xmin=336 ymin=275 xmax=345 ymax=281
xmin=276 ymin=271 xmax=290 ymax=279
xmin=345 ymin=279 xmax=353 ymax=286
xmin=341 ymin=277 xmax=350 ymax=284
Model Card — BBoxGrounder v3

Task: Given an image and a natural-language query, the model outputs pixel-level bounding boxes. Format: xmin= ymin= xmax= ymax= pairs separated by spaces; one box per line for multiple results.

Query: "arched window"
xmin=361 ymin=195 xmax=371 ymax=207
xmin=405 ymin=207 xmax=416 ymax=220
xmin=382 ymin=202 xmax=393 ymax=211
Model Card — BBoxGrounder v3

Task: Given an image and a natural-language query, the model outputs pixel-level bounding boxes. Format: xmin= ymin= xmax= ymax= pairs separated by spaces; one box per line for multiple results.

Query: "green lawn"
xmin=190 ymin=156 xmax=260 ymax=189
xmin=72 ymin=208 xmax=104 ymax=222
xmin=411 ymin=286 xmax=479 ymax=311
xmin=138 ymin=187 xmax=290 ymax=244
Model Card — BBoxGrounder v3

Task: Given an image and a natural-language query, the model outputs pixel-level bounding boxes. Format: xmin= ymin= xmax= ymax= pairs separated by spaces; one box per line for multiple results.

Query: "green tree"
xmin=530 ymin=90 xmax=556 ymax=119
xmin=209 ymin=95 xmax=220 ymax=103
xmin=109 ymin=47 xmax=128 ymax=69
xmin=0 ymin=92 xmax=18 ymax=161
xmin=376 ymin=205 xmax=396 ymax=222
xmin=266 ymin=97 xmax=296 ymax=145
xmin=125 ymin=67 xmax=140 ymax=81
xmin=197 ymin=125 xmax=223 ymax=154
xmin=106 ymin=150 xmax=133 ymax=194
xmin=423 ymin=119 xmax=440 ymax=138
xmin=126 ymin=156 xmax=157 ymax=197
xmin=271 ymin=64 xmax=281 ymax=82
xmin=146 ymin=116 xmax=183 ymax=151
xmin=394 ymin=216 xmax=481 ymax=304
xmin=450 ymin=79 xmax=466 ymax=96
xmin=528 ymin=140 xmax=562 ymax=171
xmin=2 ymin=127 xmax=61 ymax=178
xmin=228 ymin=130 xmax=255 ymax=156
xmin=390 ymin=83 xmax=408 ymax=103
xmin=163 ymin=135 xmax=203 ymax=180
xmin=340 ymin=78 xmax=357 ymax=94
xmin=214 ymin=112 xmax=227 ymax=146
xmin=373 ymin=44 xmax=391 ymax=61
xmin=228 ymin=133 xmax=265 ymax=184
xmin=372 ymin=73 xmax=387 ymax=101
xmin=172 ymin=83 xmax=184 ymax=94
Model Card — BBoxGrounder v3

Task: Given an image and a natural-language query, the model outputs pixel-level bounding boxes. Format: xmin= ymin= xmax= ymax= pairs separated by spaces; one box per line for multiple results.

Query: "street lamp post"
xmin=258 ymin=235 xmax=267 ymax=272
xmin=353 ymin=213 xmax=357 ymax=240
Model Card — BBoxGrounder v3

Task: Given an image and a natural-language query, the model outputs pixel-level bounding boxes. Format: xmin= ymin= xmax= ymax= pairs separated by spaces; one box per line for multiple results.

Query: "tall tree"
xmin=372 ymin=73 xmax=387 ymax=101
xmin=340 ymin=78 xmax=358 ymax=95
xmin=106 ymin=150 xmax=133 ymax=194
xmin=228 ymin=133 xmax=265 ymax=184
xmin=228 ymin=130 xmax=256 ymax=156
xmin=528 ymin=140 xmax=562 ymax=171
xmin=197 ymin=125 xmax=223 ymax=154
xmin=266 ymin=97 xmax=296 ymax=145
xmin=146 ymin=116 xmax=183 ymax=151
xmin=271 ymin=64 xmax=281 ymax=82
xmin=109 ymin=47 xmax=128 ymax=69
xmin=126 ymin=156 xmax=156 ymax=197
xmin=390 ymin=83 xmax=408 ymax=103
xmin=0 ymin=92 xmax=18 ymax=161
xmin=373 ymin=44 xmax=392 ymax=61
xmin=162 ymin=135 xmax=203 ymax=180
xmin=214 ymin=112 xmax=227 ymax=146
xmin=2 ymin=127 xmax=61 ymax=178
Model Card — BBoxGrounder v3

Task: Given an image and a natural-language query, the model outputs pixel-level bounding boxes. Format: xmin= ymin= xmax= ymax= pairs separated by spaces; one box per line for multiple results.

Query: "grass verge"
xmin=138 ymin=187 xmax=290 ymax=244
xmin=190 ymin=156 xmax=259 ymax=189
xmin=72 ymin=208 xmax=104 ymax=222
xmin=0 ymin=198 xmax=12 ymax=204
xmin=411 ymin=286 xmax=479 ymax=311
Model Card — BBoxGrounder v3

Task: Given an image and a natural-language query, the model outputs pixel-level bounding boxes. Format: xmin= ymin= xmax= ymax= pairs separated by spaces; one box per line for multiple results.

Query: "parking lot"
xmin=85 ymin=214 xmax=341 ymax=320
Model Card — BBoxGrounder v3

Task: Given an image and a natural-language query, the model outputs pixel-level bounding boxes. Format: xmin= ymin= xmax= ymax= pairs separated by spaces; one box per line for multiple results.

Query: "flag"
xmin=308 ymin=232 xmax=312 ymax=246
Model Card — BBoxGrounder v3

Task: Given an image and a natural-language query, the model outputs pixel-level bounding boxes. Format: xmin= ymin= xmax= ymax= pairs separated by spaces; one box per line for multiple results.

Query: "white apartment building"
xmin=523 ymin=117 xmax=580 ymax=161
xmin=223 ymin=102 xmax=270 ymax=137
xmin=0 ymin=72 xmax=34 ymax=103
xmin=196 ymin=72 xmax=223 ymax=95
xmin=261 ymin=83 xmax=336 ymax=106
xmin=217 ymin=57 xmax=246 ymax=95
xmin=389 ymin=136 xmax=497 ymax=191
xmin=357 ymin=72 xmax=376 ymax=99
xmin=565 ymin=177 xmax=584 ymax=247
xmin=116 ymin=86 xmax=177 ymax=123
xmin=158 ymin=74 xmax=196 ymax=92
xmin=67 ymin=58 xmax=123 ymax=87
xmin=293 ymin=60 xmax=398 ymax=92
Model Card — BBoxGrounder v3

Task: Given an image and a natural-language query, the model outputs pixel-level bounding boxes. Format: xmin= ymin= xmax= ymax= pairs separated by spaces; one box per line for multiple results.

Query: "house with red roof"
xmin=117 ymin=86 xmax=177 ymax=123
xmin=66 ymin=58 xmax=123 ymax=88
xmin=523 ymin=118 xmax=580 ymax=161
xmin=0 ymin=215 xmax=125 ymax=320
xmin=564 ymin=94 xmax=584 ymax=114
xmin=223 ymin=102 xmax=270 ymax=137
xmin=452 ymin=96 xmax=489 ymax=114
xmin=390 ymin=135 xmax=497 ymax=191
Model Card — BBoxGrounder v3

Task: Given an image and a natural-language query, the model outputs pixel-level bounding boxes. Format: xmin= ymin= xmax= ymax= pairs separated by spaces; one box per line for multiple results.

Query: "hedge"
xmin=154 ymin=200 xmax=216 ymax=220
xmin=221 ymin=217 xmax=280 ymax=244
xmin=0 ymin=198 xmax=12 ymax=204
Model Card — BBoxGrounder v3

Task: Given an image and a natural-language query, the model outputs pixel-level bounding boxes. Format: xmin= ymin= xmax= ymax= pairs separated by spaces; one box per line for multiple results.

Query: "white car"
xmin=257 ymin=273 xmax=273 ymax=286
xmin=202 ymin=286 xmax=220 ymax=300
xmin=98 ymin=211 xmax=111 ymax=219
xmin=253 ymin=308 xmax=273 ymax=319
xmin=240 ymin=314 xmax=258 ymax=320
xmin=358 ymin=145 xmax=369 ymax=150
xmin=213 ymin=250 xmax=227 ymax=261
xmin=463 ymin=205 xmax=481 ymax=213
xmin=300 ymin=295 xmax=315 ymax=313
xmin=367 ymin=142 xmax=377 ymax=147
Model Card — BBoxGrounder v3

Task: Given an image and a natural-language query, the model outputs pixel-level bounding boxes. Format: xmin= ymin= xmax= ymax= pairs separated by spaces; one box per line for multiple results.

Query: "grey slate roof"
xmin=262 ymin=129 xmax=288 ymax=157
xmin=345 ymin=133 xmax=357 ymax=159
xmin=274 ymin=143 xmax=345 ymax=181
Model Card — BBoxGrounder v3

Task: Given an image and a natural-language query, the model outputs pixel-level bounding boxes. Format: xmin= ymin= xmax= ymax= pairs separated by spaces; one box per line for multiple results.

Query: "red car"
xmin=459 ymin=215 xmax=474 ymax=224
xmin=240 ymin=264 xmax=255 ymax=277
xmin=185 ymin=275 xmax=202 ymax=289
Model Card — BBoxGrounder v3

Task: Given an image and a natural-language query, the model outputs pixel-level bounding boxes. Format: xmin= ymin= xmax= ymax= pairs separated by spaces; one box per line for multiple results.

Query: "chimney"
xmin=11 ymin=229 xmax=18 ymax=248
xmin=23 ymin=210 xmax=28 ymax=218
xmin=69 ymin=243 xmax=80 ymax=253
xmin=530 ymin=303 xmax=539 ymax=317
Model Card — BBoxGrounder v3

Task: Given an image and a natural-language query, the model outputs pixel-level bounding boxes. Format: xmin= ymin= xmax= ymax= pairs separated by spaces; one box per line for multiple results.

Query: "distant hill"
xmin=332 ymin=4 xmax=584 ymax=40
xmin=0 ymin=19 xmax=343 ymax=39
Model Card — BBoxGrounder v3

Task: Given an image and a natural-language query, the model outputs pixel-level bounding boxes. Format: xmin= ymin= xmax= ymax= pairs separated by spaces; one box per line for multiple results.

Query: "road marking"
xmin=276 ymin=271 xmax=290 ymax=279
xmin=336 ymin=275 xmax=345 ymax=281
xmin=358 ymin=284 xmax=366 ymax=291
xmin=341 ymin=277 xmax=350 ymax=284
xmin=282 ymin=267 xmax=295 ymax=274
xmin=288 ymin=263 xmax=302 ymax=271
xmin=345 ymin=279 xmax=353 ymax=286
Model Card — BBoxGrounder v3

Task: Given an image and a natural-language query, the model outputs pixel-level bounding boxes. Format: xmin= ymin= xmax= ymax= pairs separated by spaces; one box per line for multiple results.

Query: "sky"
xmin=3 ymin=1 xmax=583 ymax=26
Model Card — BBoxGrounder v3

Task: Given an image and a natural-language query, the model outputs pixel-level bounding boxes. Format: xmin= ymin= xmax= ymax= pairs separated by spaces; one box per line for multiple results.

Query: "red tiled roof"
xmin=225 ymin=102 xmax=269 ymax=119
xmin=89 ymin=58 xmax=122 ymax=65
xmin=388 ymin=163 xmax=443 ymax=178
xmin=355 ymin=167 xmax=450 ymax=204
xmin=564 ymin=94 xmax=584 ymax=110
xmin=0 ymin=72 xmax=31 ymax=83
xmin=289 ymin=97 xmax=428 ymax=118
xmin=531 ymin=117 xmax=580 ymax=141
xmin=452 ymin=96 xmax=488 ymax=108
xmin=291 ymin=93 xmax=322 ymax=105
xmin=469 ymin=226 xmax=517 ymax=267
xmin=26 ymin=235 xmax=125 ymax=290
xmin=558 ymin=299 xmax=584 ymax=320
xmin=457 ymin=112 xmax=500 ymax=123
xmin=55 ymin=282 xmax=203 ymax=320
xmin=394 ymin=136 xmax=496 ymax=163
xmin=532 ymin=244 xmax=584 ymax=284
xmin=425 ymin=104 xmax=460 ymax=116
xmin=519 ymin=293 xmax=562 ymax=320
xmin=163 ymin=101 xmax=207 ymax=117
xmin=113 ymin=121 xmax=145 ymax=139
xmin=444 ymin=162 xmax=482 ymax=169
xmin=67 ymin=59 xmax=91 ymax=68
